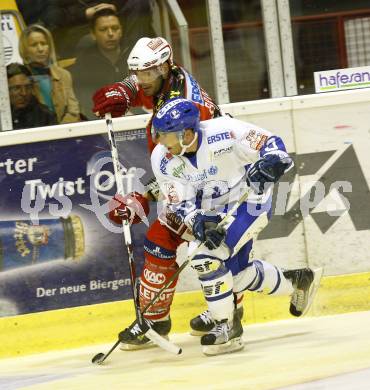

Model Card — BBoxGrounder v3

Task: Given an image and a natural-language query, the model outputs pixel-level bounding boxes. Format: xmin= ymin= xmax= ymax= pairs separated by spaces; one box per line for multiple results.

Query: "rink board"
xmin=0 ymin=271 xmax=369 ymax=359
xmin=0 ymin=88 xmax=369 ymax=357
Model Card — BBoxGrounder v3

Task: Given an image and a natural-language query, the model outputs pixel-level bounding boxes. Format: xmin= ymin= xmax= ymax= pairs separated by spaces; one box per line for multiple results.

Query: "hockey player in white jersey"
xmin=150 ymin=98 xmax=322 ymax=356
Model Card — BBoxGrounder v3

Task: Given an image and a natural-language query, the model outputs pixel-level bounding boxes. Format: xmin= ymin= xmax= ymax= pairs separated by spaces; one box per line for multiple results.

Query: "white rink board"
xmin=180 ymin=90 xmax=370 ymax=290
xmin=1 ymin=89 xmax=369 ymax=292
xmin=292 ymin=96 xmax=370 ymax=276
xmin=228 ymin=91 xmax=370 ymax=277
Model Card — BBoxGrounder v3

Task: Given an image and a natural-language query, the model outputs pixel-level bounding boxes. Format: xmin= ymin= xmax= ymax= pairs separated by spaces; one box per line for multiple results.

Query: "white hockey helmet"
xmin=127 ymin=37 xmax=173 ymax=71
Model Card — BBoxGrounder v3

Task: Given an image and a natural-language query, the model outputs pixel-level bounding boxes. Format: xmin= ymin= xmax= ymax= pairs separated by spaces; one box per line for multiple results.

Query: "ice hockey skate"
xmin=119 ymin=317 xmax=171 ymax=351
xmin=190 ymin=306 xmax=244 ymax=336
xmin=284 ymin=268 xmax=323 ymax=317
xmin=201 ymin=311 xmax=244 ymax=356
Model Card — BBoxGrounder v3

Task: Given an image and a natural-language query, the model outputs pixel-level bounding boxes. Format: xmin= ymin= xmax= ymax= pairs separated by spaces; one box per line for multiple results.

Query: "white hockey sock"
xmin=234 ymin=259 xmax=293 ymax=295
xmin=200 ymin=269 xmax=234 ymax=322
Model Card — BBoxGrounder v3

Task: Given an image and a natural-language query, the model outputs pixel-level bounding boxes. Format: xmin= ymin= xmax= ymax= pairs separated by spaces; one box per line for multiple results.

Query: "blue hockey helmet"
xmin=153 ymin=98 xmax=200 ymax=137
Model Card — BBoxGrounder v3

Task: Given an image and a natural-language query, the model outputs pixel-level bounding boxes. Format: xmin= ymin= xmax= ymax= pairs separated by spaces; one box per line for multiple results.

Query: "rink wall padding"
xmin=0 ymin=271 xmax=369 ymax=359
xmin=0 ymin=88 xmax=370 ymax=357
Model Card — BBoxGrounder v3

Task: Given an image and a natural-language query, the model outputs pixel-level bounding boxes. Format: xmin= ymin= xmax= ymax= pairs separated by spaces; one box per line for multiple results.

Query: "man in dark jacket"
xmin=70 ymin=8 xmax=129 ymax=119
xmin=7 ymin=63 xmax=57 ymax=130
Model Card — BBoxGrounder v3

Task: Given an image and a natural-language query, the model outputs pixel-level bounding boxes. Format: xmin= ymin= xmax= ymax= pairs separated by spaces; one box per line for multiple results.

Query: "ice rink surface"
xmin=1 ymin=310 xmax=370 ymax=390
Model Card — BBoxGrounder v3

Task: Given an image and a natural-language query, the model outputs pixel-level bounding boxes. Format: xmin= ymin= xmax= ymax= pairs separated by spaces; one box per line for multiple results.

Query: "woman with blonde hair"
xmin=19 ymin=24 xmax=80 ymax=124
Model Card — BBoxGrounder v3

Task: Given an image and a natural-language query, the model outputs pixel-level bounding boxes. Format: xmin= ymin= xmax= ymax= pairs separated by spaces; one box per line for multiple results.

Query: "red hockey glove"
xmin=108 ymin=192 xmax=150 ymax=225
xmin=92 ymin=82 xmax=133 ymax=117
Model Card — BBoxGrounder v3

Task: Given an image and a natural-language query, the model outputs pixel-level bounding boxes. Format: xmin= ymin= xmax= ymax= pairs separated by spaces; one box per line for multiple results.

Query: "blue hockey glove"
xmin=192 ymin=213 xmax=226 ymax=250
xmin=247 ymin=154 xmax=291 ymax=194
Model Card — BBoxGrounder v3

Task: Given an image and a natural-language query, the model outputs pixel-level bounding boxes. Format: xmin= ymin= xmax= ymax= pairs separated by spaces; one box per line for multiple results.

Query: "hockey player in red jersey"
xmin=92 ymin=37 xmax=244 ymax=349
xmin=93 ymin=36 xmax=220 ymax=153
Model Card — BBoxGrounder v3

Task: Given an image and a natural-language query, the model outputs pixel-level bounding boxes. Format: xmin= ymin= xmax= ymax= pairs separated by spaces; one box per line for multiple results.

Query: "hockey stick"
xmin=92 ymin=186 xmax=252 ymax=365
xmin=92 ymin=114 xmax=181 ymax=365
xmin=140 ymin=188 xmax=253 ymax=316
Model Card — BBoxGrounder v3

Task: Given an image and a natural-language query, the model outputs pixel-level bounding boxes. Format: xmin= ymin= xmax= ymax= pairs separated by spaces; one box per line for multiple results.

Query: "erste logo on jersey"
xmin=207 ymin=131 xmax=231 ymax=144
xmin=187 ymin=73 xmax=204 ymax=104
xmin=160 ymin=152 xmax=173 ymax=175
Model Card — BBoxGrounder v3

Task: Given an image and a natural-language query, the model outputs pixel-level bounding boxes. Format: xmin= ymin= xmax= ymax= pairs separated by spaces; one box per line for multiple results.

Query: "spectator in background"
xmin=16 ymin=1 xmax=155 ymax=59
xmin=7 ymin=63 xmax=57 ymax=130
xmin=50 ymin=1 xmax=121 ymax=58
xmin=71 ymin=8 xmax=129 ymax=119
xmin=18 ymin=24 xmax=80 ymax=124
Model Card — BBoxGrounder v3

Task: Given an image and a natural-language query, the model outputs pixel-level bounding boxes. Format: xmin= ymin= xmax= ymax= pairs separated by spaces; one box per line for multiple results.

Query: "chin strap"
xmin=179 ymin=132 xmax=198 ymax=156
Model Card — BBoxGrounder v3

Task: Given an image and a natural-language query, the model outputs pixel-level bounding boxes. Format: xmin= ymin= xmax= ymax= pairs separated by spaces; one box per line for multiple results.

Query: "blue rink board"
xmin=0 ymin=129 xmax=155 ymax=316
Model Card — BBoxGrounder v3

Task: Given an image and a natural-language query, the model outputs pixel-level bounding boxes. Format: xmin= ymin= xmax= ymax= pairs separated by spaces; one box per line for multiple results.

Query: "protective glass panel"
xmin=176 ymin=0 xmax=268 ymax=102
xmin=1 ymin=1 xmax=155 ymax=130
xmin=290 ymin=1 xmax=370 ymax=94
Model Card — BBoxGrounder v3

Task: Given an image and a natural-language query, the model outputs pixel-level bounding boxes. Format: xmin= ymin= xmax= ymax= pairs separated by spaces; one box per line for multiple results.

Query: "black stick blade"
xmin=92 ymin=352 xmax=106 ymax=365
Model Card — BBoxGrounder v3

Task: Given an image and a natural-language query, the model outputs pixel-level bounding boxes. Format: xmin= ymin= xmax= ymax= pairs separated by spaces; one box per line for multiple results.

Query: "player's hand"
xmin=192 ymin=213 xmax=226 ymax=250
xmin=247 ymin=154 xmax=291 ymax=194
xmin=92 ymin=82 xmax=133 ymax=118
xmin=108 ymin=192 xmax=150 ymax=225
